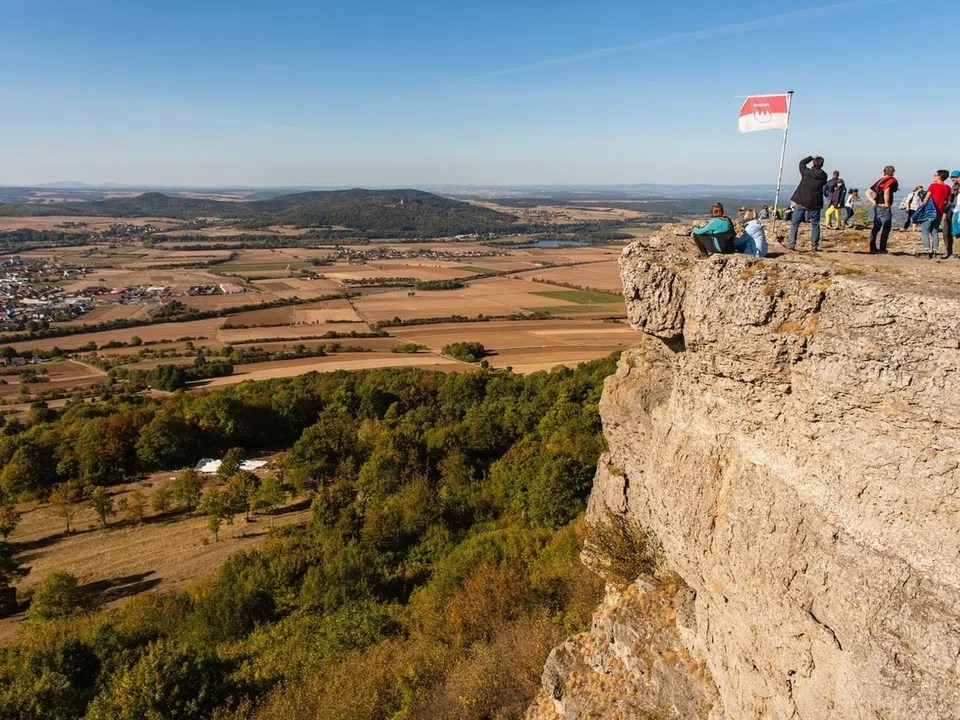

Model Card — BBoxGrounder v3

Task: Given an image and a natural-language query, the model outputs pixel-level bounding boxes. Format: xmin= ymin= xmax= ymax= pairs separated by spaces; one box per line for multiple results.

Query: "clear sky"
xmin=0 ymin=0 xmax=954 ymax=188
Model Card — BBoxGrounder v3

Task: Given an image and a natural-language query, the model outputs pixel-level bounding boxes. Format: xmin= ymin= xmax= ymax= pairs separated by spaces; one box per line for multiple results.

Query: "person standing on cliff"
xmin=824 ymin=176 xmax=846 ymax=229
xmin=787 ymin=155 xmax=828 ymax=251
xmin=942 ymin=170 xmax=960 ymax=258
xmin=866 ymin=165 xmax=899 ymax=253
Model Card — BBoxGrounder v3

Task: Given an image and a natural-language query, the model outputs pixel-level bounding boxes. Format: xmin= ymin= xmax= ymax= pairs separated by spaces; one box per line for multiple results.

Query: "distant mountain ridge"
xmin=0 ymin=188 xmax=519 ymax=237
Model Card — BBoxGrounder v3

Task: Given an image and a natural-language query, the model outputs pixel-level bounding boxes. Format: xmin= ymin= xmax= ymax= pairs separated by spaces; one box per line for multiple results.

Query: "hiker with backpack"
xmin=916 ymin=170 xmax=952 ymax=257
xmin=692 ymin=202 xmax=737 ymax=257
xmin=900 ymin=185 xmax=924 ymax=230
xmin=866 ymin=165 xmax=900 ymax=253
xmin=824 ymin=176 xmax=846 ymax=229
xmin=787 ymin=155 xmax=828 ymax=251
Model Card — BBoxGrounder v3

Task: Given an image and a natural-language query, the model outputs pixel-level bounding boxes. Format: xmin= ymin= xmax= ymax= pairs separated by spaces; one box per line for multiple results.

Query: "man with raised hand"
xmin=787 ymin=155 xmax=828 ymax=251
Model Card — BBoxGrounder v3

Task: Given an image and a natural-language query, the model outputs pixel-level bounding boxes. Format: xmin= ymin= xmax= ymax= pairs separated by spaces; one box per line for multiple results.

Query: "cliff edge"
xmin=527 ymin=226 xmax=960 ymax=719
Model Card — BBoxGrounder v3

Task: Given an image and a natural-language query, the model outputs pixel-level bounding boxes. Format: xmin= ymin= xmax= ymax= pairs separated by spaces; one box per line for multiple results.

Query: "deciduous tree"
xmin=0 ymin=503 xmax=21 ymax=539
xmin=173 ymin=468 xmax=204 ymax=510
xmin=28 ymin=571 xmax=88 ymax=621
xmin=88 ymin=486 xmax=115 ymax=528
xmin=117 ymin=490 xmax=146 ymax=525
xmin=50 ymin=481 xmax=81 ymax=534
xmin=218 ymin=447 xmax=245 ymax=482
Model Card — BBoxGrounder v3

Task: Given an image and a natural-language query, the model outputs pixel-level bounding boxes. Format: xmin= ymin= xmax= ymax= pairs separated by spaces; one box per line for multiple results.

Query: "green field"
xmin=456 ymin=265 xmax=506 ymax=275
xmin=531 ymin=289 xmax=622 ymax=304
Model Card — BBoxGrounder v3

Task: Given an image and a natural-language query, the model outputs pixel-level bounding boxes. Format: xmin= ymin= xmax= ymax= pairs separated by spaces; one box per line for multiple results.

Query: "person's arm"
xmin=693 ymin=218 xmax=728 ymax=236
xmin=799 ymin=156 xmax=812 ymax=176
xmin=866 ymin=186 xmax=878 ymax=205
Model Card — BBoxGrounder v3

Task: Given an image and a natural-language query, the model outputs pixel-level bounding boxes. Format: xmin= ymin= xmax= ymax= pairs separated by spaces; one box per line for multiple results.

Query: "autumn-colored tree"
xmin=151 ymin=481 xmax=174 ymax=514
xmin=27 ymin=571 xmax=89 ymax=621
xmin=0 ymin=504 xmax=21 ymax=539
xmin=49 ymin=481 xmax=81 ymax=534
xmin=224 ymin=470 xmax=259 ymax=521
xmin=117 ymin=490 xmax=147 ymax=524
xmin=199 ymin=487 xmax=232 ymax=541
xmin=88 ymin=486 xmax=115 ymax=528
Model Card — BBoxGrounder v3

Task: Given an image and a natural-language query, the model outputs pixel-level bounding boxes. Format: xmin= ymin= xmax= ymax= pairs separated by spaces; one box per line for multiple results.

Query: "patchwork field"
xmin=352 ymin=275 xmax=624 ymax=323
xmin=0 ymin=231 xmax=639 ymax=406
xmin=525 ymin=262 xmax=626 ymax=293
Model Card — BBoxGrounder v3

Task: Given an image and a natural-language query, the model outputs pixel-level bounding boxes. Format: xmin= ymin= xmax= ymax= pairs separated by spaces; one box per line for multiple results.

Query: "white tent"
xmin=195 ymin=458 xmax=268 ymax=474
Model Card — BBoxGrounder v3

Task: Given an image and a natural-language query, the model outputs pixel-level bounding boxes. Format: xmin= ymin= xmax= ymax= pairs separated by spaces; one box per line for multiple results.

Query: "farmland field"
xmin=0 ymin=201 xmax=650 ymax=652
xmin=0 ymin=213 xmax=642 ymax=412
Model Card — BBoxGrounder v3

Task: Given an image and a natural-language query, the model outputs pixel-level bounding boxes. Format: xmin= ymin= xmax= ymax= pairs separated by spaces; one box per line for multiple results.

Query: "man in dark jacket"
xmin=787 ymin=155 xmax=828 ymax=251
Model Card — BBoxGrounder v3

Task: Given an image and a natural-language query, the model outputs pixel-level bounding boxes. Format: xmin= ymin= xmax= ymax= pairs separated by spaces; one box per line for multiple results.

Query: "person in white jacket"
xmin=901 ymin=185 xmax=924 ymax=230
xmin=735 ymin=208 xmax=768 ymax=257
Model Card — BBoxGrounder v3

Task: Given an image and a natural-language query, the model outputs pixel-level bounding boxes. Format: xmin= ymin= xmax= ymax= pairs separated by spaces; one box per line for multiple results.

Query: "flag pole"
xmin=772 ymin=90 xmax=794 ymax=239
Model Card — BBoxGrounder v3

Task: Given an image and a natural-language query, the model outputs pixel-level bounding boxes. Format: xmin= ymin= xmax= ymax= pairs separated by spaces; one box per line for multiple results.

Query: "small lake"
xmin=514 ymin=238 xmax=589 ymax=249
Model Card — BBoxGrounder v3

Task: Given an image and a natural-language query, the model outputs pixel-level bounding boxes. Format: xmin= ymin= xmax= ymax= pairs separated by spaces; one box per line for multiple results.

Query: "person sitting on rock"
xmin=692 ymin=202 xmax=737 ymax=257
xmin=735 ymin=209 xmax=769 ymax=257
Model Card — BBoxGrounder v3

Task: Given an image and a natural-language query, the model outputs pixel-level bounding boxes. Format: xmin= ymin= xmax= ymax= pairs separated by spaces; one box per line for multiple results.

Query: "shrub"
xmin=440 ymin=342 xmax=486 ymax=363
xmin=84 ymin=639 xmax=229 ymax=720
xmin=28 ymin=572 xmax=89 ymax=621
xmin=584 ymin=511 xmax=662 ymax=587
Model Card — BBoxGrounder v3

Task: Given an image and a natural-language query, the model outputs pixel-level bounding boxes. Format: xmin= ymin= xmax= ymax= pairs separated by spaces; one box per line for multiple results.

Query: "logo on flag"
xmin=738 ymin=94 xmax=790 ymax=134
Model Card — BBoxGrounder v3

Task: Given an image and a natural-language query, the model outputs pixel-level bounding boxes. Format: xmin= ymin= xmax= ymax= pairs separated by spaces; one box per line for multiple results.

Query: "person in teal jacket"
xmin=692 ymin=202 xmax=737 ymax=256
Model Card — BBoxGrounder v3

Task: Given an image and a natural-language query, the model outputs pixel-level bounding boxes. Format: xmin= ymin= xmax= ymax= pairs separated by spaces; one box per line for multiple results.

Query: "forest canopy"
xmin=0 ymin=353 xmax=619 ymax=720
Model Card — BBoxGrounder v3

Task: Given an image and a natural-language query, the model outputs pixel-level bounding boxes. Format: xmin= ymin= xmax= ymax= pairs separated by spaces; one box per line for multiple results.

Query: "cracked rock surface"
xmin=527 ymin=227 xmax=960 ymax=720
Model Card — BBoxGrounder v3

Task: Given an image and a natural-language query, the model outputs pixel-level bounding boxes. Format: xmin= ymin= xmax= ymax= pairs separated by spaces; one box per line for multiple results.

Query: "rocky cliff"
xmin=527 ymin=226 xmax=960 ymax=720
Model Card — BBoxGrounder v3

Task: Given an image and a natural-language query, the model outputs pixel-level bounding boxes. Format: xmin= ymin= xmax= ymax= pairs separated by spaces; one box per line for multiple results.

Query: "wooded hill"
xmin=0 ymin=189 xmax=518 ymax=236
xmin=0 ymin=356 xmax=618 ymax=720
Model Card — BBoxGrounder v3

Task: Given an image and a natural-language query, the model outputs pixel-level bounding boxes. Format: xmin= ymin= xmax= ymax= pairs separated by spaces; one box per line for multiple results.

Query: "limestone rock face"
xmin=527 ymin=232 xmax=960 ymax=720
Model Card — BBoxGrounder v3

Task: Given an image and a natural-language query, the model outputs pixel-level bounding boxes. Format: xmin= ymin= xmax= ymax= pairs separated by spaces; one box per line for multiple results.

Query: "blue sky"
xmin=0 ymin=0 xmax=954 ymax=188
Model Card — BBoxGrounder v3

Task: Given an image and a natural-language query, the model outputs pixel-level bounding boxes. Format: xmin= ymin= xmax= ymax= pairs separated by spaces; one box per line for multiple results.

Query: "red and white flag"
xmin=738 ymin=94 xmax=790 ymax=133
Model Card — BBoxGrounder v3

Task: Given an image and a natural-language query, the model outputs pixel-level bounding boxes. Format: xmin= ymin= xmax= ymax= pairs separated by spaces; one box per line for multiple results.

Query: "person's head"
xmin=914 ymin=184 xmax=924 ymax=192
xmin=850 ymin=188 xmax=859 ymax=196
xmin=935 ymin=169 xmax=949 ymax=182
xmin=742 ymin=208 xmax=758 ymax=222
xmin=710 ymin=202 xmax=725 ymax=218
xmin=883 ymin=165 xmax=895 ymax=176
xmin=812 ymin=156 xmax=825 ymax=169
xmin=762 ymin=204 xmax=769 ymax=210
xmin=951 ymin=170 xmax=960 ymax=182
xmin=832 ymin=170 xmax=840 ymax=178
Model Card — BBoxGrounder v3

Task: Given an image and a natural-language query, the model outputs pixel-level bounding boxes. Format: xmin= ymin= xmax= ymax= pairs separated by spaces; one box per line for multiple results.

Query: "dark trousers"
xmin=903 ymin=209 xmax=915 ymax=230
xmin=692 ymin=234 xmax=735 ymax=257
xmin=944 ymin=209 xmax=954 ymax=256
xmin=870 ymin=207 xmax=893 ymax=252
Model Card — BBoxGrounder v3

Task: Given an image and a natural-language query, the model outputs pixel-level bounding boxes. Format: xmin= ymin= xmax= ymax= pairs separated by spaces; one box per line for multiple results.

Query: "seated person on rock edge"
xmin=692 ymin=202 xmax=737 ymax=257
xmin=735 ymin=208 xmax=769 ymax=257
